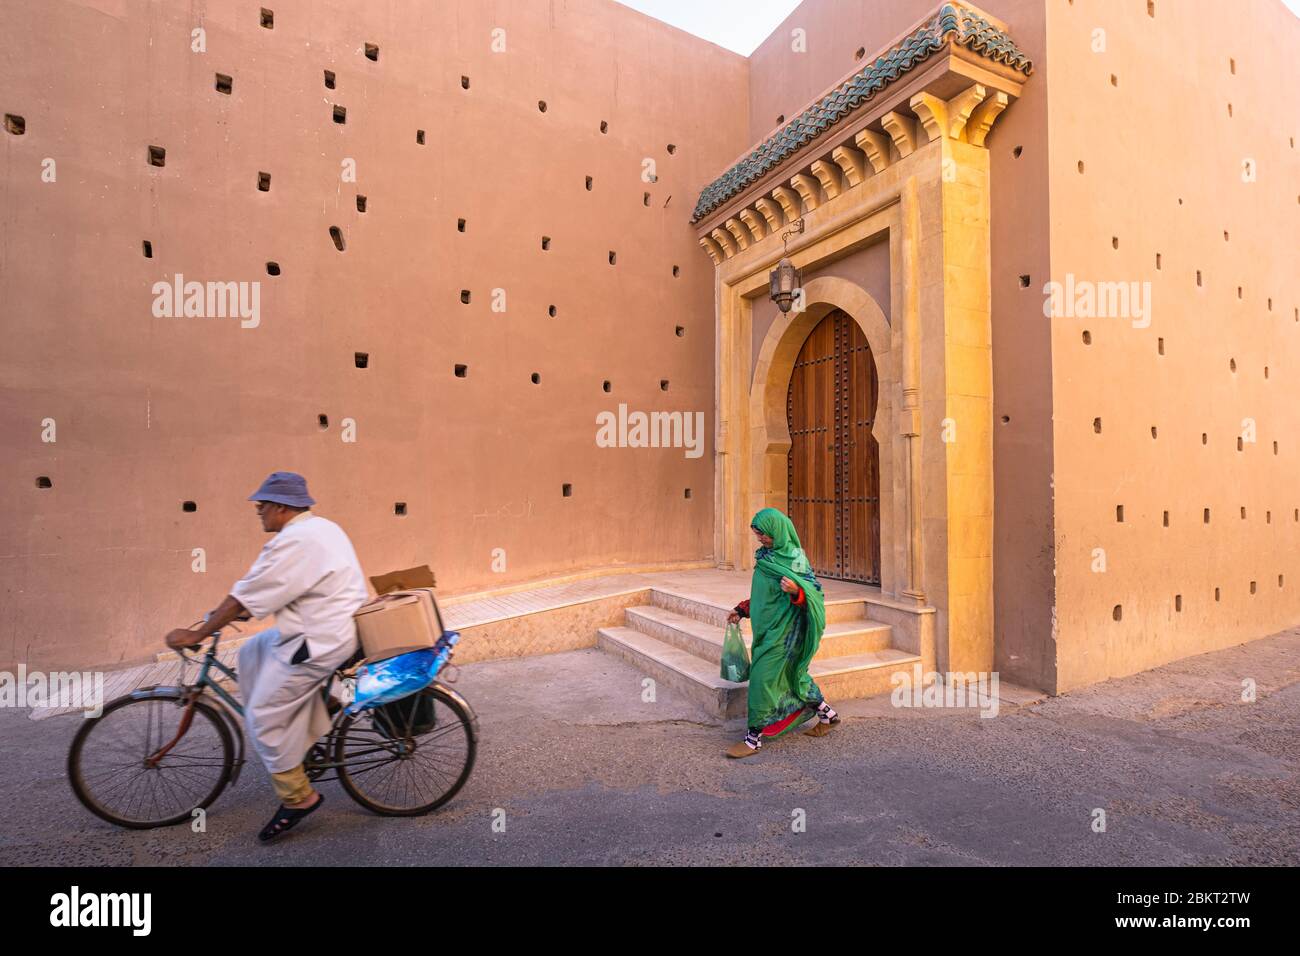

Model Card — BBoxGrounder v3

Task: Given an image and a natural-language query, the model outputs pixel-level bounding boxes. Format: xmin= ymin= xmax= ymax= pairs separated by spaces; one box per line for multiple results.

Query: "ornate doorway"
xmin=786 ymin=308 xmax=881 ymax=584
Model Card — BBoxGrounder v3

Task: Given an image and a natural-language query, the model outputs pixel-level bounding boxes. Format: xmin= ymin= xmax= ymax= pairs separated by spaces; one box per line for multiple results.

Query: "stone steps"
xmin=597 ymin=589 xmax=919 ymax=718
xmin=624 ymin=604 xmax=892 ymax=663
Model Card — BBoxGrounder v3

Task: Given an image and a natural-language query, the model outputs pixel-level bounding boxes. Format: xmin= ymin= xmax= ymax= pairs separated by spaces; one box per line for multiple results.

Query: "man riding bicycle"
xmin=165 ymin=471 xmax=367 ymax=843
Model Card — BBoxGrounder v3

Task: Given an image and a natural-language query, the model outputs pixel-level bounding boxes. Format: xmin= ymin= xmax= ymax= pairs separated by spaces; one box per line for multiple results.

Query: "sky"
xmin=615 ymin=0 xmax=1300 ymax=57
xmin=613 ymin=0 xmax=802 ymax=55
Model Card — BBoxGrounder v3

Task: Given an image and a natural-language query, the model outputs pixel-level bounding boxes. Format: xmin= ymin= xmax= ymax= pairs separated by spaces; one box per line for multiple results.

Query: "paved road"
xmin=1 ymin=629 xmax=1297 ymax=865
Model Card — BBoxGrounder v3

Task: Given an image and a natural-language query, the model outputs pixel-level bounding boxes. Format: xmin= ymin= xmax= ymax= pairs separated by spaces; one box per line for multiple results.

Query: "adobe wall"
xmin=0 ymin=0 xmax=749 ymax=669
xmin=1045 ymin=0 xmax=1300 ymax=690
xmin=745 ymin=0 xmax=1057 ymax=689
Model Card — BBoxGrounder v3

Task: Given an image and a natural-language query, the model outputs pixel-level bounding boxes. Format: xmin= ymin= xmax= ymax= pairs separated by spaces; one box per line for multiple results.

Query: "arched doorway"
xmin=786 ymin=308 xmax=881 ymax=584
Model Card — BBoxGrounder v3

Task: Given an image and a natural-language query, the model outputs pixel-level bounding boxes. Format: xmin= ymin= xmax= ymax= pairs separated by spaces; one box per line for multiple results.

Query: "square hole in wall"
xmin=394 ymin=502 xmax=407 ymax=516
xmin=364 ymin=43 xmax=379 ymax=62
xmin=541 ymin=236 xmax=551 ymax=250
xmin=260 ymin=8 xmax=273 ymax=29
xmin=684 ymin=488 xmax=692 ymax=499
xmin=266 ymin=261 xmax=281 ymax=276
xmin=148 ymin=145 xmax=166 ymax=167
xmin=333 ymin=105 xmax=347 ymax=124
xmin=461 ymin=76 xmax=470 ymax=89
xmin=215 ymin=73 xmax=233 ymax=94
xmin=4 ymin=114 xmax=25 ymax=135
xmin=457 ymin=218 xmax=466 ymax=232
xmin=354 ymin=352 xmax=369 ymax=369
xmin=454 ymin=364 xmax=467 ymax=377
xmin=257 ymin=171 xmax=271 ymax=191
xmin=318 ymin=414 xmax=329 ymax=429
xmin=672 ymin=265 xmax=680 ymax=277
xmin=562 ymin=483 xmax=572 ymax=497
xmin=602 ymin=380 xmax=611 ymax=392
xmin=599 ymin=120 xmax=608 ymax=133
xmin=324 ymin=70 xmax=336 ymax=89
xmin=356 ymin=194 xmax=367 ymax=212
xmin=548 ymin=305 xmax=557 ymax=317
xmin=416 ymin=129 xmax=425 ymax=145
xmin=329 ymin=226 xmax=345 ymax=251
xmin=585 ymin=176 xmax=593 ymax=191
xmin=675 ymin=326 xmax=685 ymax=337
xmin=660 ymin=379 xmax=669 ymax=391
xmin=142 ymin=240 xmax=153 ymax=258
xmin=460 ymin=290 xmax=471 ymax=304
xmin=609 ymin=251 xmax=617 ymax=265
xmin=182 ymin=501 xmax=197 ymax=513
xmin=36 ymin=476 xmax=52 ymax=488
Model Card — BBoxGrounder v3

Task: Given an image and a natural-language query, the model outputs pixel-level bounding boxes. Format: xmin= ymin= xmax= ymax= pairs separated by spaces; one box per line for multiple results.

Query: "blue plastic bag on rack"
xmin=346 ymin=632 xmax=459 ymax=715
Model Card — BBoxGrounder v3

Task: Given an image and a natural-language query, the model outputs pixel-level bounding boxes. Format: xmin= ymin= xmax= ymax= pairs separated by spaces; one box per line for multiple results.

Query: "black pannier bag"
xmin=372 ymin=687 xmax=439 ymax=738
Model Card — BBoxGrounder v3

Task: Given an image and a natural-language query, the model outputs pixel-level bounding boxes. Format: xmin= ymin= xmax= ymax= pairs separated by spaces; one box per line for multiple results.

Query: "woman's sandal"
xmin=803 ymin=702 xmax=841 ymax=737
xmin=803 ymin=720 xmax=837 ymax=737
xmin=257 ymin=793 xmax=324 ymax=843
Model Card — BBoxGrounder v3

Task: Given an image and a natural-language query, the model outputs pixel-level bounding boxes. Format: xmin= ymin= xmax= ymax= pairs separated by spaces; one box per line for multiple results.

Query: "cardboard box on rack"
xmin=354 ymin=565 xmax=442 ymax=663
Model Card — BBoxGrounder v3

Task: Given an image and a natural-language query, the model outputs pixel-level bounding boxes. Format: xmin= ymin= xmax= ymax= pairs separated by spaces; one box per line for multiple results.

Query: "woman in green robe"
xmin=725 ymin=506 xmax=841 ymax=758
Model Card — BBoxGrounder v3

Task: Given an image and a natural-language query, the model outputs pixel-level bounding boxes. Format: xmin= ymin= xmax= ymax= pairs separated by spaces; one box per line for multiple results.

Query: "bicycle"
xmin=67 ymin=613 xmax=477 ymax=829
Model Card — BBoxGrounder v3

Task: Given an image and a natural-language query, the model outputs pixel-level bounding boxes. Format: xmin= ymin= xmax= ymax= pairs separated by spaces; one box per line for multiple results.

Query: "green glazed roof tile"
xmin=691 ymin=2 xmax=1032 ymax=224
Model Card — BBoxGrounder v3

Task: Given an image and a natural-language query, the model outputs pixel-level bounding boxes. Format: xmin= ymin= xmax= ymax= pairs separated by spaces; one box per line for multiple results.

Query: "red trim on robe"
xmin=761 ymin=709 xmax=806 ymax=737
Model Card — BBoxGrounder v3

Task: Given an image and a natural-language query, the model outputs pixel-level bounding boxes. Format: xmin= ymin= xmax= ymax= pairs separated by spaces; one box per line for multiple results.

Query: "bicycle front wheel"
xmin=68 ymin=691 xmax=235 ymax=829
xmin=334 ymin=685 xmax=476 ymax=816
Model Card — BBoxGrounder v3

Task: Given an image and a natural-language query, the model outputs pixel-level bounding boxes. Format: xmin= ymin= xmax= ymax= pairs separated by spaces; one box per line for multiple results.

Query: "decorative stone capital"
xmin=772 ymin=186 xmax=802 ymax=222
xmin=738 ymin=207 xmax=768 ymax=242
xmin=789 ymin=173 xmax=823 ymax=213
xmin=724 ymin=217 xmax=753 ymax=251
xmin=881 ymin=111 xmax=918 ymax=158
xmin=832 ymin=144 xmax=868 ymax=188
xmin=755 ymin=197 xmax=785 ymax=231
xmin=810 ymin=159 xmax=843 ymax=201
xmin=854 ymin=129 xmax=894 ymax=174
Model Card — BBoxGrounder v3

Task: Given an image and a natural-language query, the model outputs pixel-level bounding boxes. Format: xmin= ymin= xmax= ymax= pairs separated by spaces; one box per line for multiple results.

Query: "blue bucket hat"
xmin=248 ymin=471 xmax=316 ymax=507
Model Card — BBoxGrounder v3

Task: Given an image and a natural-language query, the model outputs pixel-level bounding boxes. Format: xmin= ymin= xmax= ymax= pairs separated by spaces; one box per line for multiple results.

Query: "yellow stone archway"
xmin=749 ymin=275 xmax=895 ymax=590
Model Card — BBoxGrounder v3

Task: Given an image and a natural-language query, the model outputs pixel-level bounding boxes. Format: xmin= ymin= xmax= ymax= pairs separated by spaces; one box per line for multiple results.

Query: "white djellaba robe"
xmin=231 ymin=511 xmax=368 ymax=774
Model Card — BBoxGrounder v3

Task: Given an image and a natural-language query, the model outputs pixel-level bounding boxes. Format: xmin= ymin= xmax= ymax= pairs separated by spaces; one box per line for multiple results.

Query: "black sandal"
xmin=257 ymin=793 xmax=324 ymax=843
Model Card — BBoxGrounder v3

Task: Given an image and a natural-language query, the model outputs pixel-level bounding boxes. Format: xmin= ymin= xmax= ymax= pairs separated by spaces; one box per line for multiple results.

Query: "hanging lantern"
xmin=769 ymin=256 xmax=801 ymax=314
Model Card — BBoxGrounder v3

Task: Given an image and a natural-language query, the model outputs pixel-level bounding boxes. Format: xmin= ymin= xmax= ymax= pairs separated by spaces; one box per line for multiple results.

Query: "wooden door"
xmin=786 ymin=309 xmax=880 ymax=584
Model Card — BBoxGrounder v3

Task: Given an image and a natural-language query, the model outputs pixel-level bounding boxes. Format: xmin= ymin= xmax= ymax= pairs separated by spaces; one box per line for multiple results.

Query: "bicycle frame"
xmin=161 ymin=627 xmax=464 ymax=785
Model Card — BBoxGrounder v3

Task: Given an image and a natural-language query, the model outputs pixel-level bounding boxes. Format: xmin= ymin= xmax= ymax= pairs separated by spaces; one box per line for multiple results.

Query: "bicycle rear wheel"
xmin=334 ymin=685 xmax=476 ymax=816
xmin=68 ymin=691 xmax=234 ymax=829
